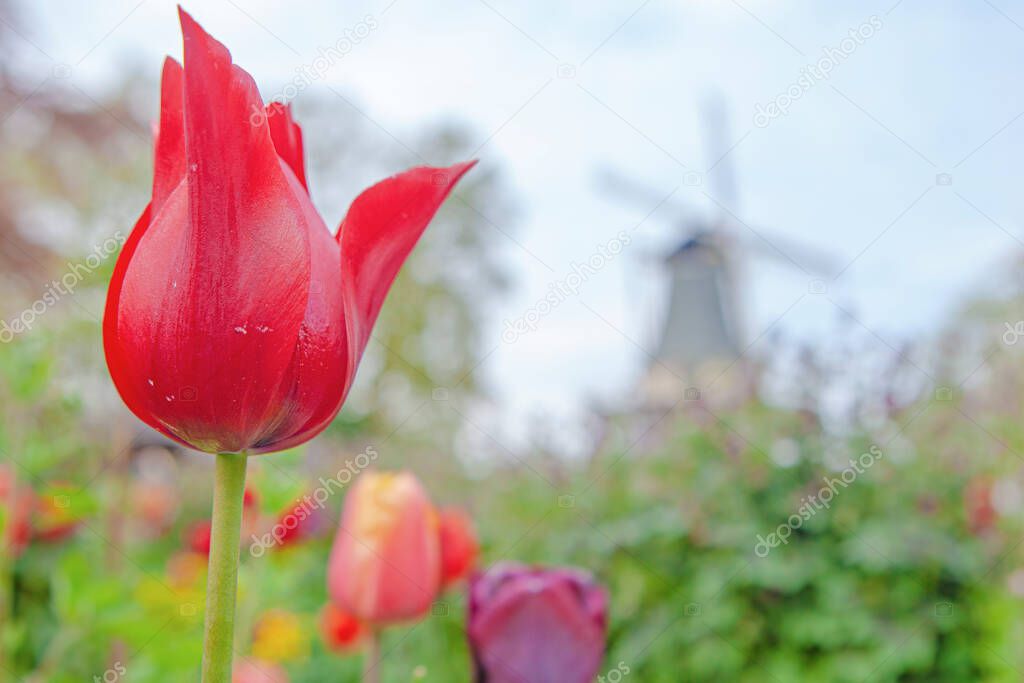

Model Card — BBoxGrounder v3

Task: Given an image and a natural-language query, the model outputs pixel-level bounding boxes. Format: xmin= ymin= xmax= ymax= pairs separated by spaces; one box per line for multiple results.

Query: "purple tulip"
xmin=468 ymin=563 xmax=608 ymax=683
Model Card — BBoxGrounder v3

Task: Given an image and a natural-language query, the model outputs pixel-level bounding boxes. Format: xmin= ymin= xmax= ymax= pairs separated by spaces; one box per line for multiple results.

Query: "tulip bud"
xmin=327 ymin=471 xmax=440 ymax=624
xmin=468 ymin=563 xmax=608 ymax=683
xmin=439 ymin=508 xmax=478 ymax=587
xmin=320 ymin=603 xmax=368 ymax=653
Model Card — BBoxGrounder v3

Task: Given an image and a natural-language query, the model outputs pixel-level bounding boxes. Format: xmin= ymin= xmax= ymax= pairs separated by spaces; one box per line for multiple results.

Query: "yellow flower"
xmin=252 ymin=610 xmax=308 ymax=663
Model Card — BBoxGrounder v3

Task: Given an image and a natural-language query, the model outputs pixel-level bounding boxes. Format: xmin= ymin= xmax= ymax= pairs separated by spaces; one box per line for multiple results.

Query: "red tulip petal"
xmin=265 ymin=102 xmax=307 ymax=190
xmin=152 ymin=57 xmax=184 ymax=213
xmin=262 ymin=162 xmax=477 ymax=450
xmin=104 ymin=58 xmax=186 ymax=436
xmin=440 ymin=508 xmax=478 ymax=586
xmin=250 ymin=170 xmax=345 ymax=453
xmin=104 ymin=204 xmax=191 ymax=450
xmin=104 ymin=58 xmax=185 ymax=438
xmin=108 ymin=10 xmax=312 ymax=452
xmin=336 ymin=160 xmax=476 ymax=385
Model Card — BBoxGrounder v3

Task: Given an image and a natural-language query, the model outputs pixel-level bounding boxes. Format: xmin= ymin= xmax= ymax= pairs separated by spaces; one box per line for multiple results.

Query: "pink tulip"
xmin=232 ymin=658 xmax=289 ymax=683
xmin=327 ymin=471 xmax=440 ymax=624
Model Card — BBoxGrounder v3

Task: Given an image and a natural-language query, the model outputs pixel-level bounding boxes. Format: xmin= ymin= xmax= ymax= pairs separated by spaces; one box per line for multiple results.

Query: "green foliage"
xmin=503 ymin=400 xmax=1022 ymax=683
xmin=5 ymin=386 xmax=1019 ymax=681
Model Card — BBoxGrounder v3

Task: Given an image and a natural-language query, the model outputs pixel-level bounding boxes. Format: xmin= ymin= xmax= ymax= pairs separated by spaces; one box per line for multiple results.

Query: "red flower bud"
xmin=327 ymin=471 xmax=440 ymax=624
xmin=439 ymin=507 xmax=478 ymax=587
xmin=32 ymin=482 xmax=81 ymax=544
xmin=185 ymin=519 xmax=212 ymax=555
xmin=103 ymin=9 xmax=475 ymax=454
xmin=1 ymin=467 xmax=30 ymax=556
xmin=2 ymin=489 xmax=33 ymax=558
xmin=468 ymin=564 xmax=608 ymax=683
xmin=272 ymin=496 xmax=329 ymax=549
xmin=965 ymin=476 xmax=997 ymax=535
xmin=243 ymin=487 xmax=259 ymax=511
xmin=320 ymin=603 xmax=368 ymax=653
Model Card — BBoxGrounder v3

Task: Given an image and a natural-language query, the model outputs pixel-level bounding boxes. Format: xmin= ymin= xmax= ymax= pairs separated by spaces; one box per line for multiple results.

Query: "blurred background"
xmin=2 ymin=0 xmax=1024 ymax=680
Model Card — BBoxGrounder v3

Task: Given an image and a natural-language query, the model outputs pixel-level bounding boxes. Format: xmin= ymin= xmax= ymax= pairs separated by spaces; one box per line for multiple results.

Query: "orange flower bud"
xmin=439 ymin=508 xmax=478 ymax=587
xmin=327 ymin=471 xmax=440 ymax=624
xmin=167 ymin=550 xmax=207 ymax=589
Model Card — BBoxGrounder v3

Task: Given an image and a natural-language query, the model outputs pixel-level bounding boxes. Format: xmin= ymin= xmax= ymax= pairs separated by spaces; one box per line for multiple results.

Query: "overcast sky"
xmin=15 ymin=0 xmax=1024 ymax=443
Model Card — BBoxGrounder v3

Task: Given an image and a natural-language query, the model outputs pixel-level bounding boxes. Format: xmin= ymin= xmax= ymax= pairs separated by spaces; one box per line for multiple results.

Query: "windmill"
xmin=600 ymin=93 xmax=835 ymax=408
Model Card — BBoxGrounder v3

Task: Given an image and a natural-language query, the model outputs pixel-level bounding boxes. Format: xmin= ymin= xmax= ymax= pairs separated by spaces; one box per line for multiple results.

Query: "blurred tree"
xmin=295 ymin=97 xmax=512 ymax=448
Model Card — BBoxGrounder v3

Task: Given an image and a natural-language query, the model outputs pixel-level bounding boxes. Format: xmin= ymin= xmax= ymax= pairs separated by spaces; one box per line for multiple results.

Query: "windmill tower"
xmin=602 ymin=94 xmax=833 ymax=409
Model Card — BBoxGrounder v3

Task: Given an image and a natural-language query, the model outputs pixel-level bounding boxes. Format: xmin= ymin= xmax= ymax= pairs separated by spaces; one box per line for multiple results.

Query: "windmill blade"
xmin=595 ymin=168 xmax=693 ymax=220
xmin=701 ymin=91 xmax=741 ymax=214
xmin=738 ymin=229 xmax=839 ymax=277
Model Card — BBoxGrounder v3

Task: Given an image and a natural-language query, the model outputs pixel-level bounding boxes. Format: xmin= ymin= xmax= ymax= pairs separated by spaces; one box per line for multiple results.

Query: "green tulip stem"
xmin=363 ymin=628 xmax=381 ymax=683
xmin=201 ymin=451 xmax=248 ymax=683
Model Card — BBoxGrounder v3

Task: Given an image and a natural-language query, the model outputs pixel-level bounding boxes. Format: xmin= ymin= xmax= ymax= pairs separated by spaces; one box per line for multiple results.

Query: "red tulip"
xmin=32 ymin=482 xmax=82 ymax=544
xmin=1 ymin=476 xmax=83 ymax=552
xmin=103 ymin=9 xmax=475 ymax=455
xmin=272 ymin=496 xmax=330 ymax=549
xmin=965 ymin=476 xmax=997 ymax=535
xmin=468 ymin=563 xmax=608 ymax=683
xmin=0 ymin=465 xmax=13 ymax=499
xmin=320 ymin=604 xmax=368 ymax=653
xmin=186 ymin=519 xmax=212 ymax=555
xmin=243 ymin=488 xmax=259 ymax=511
xmin=2 ymin=488 xmax=33 ymax=558
xmin=439 ymin=507 xmax=478 ymax=587
xmin=327 ymin=471 xmax=440 ymax=624
xmin=1 ymin=466 xmax=30 ymax=557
